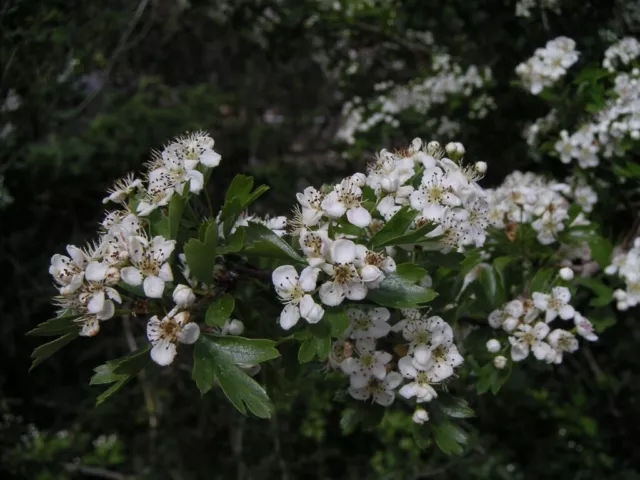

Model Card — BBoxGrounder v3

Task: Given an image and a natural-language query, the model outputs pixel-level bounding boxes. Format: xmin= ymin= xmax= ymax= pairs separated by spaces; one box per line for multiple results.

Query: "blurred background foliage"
xmin=1 ymin=0 xmax=640 ymax=478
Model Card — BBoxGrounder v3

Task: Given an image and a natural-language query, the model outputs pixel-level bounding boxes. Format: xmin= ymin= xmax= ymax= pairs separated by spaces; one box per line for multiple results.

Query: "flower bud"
xmin=486 ymin=339 xmax=501 ymax=353
xmin=559 ymin=267 xmax=574 ymax=281
xmin=225 ymin=319 xmax=245 ymax=336
xmin=412 ymin=408 xmax=429 ymax=424
xmin=502 ymin=316 xmax=519 ymax=332
xmin=474 ymin=161 xmax=487 ymax=174
xmin=445 ymin=142 xmax=458 ymax=157
xmin=494 ymin=355 xmax=507 ymax=369
xmin=351 ymin=172 xmax=367 ymax=187
xmin=173 ymin=284 xmax=196 ymax=308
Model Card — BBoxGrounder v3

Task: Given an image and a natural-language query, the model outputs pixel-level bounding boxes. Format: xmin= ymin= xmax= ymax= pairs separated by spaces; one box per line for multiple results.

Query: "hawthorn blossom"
xmin=532 ymin=287 xmax=575 ymax=322
xmin=509 ymin=322 xmax=551 ymax=361
xmin=147 ymin=309 xmax=200 ymax=366
xmin=49 ymin=245 xmax=87 ymax=294
xmin=402 ymin=316 xmax=454 ymax=365
xmin=321 ymin=177 xmax=372 ymax=227
xmin=296 ymin=187 xmax=325 ymax=228
xmin=398 ymin=356 xmax=439 ymax=403
xmin=546 ymin=328 xmax=579 ymax=364
xmin=272 ymin=265 xmax=324 ymax=329
xmin=348 ymin=372 xmax=403 ymax=406
xmin=319 ymin=240 xmax=368 ymax=306
xmin=573 ymin=312 xmax=598 ymax=341
xmin=345 ymin=307 xmax=391 ymax=346
xmin=121 ymin=235 xmax=176 ymax=298
xmin=102 ymin=174 xmax=143 ymax=204
xmin=340 ymin=348 xmax=392 ymax=388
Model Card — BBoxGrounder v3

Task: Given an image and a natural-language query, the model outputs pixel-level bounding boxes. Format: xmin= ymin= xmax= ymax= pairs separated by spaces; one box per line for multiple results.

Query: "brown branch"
xmin=63 ymin=463 xmax=130 ymax=480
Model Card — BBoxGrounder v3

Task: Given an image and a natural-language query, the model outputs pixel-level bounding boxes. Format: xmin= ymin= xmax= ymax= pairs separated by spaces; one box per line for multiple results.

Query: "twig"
xmin=122 ymin=315 xmax=158 ymax=458
xmin=63 ymin=463 xmax=129 ymax=480
xmin=231 ymin=414 xmax=246 ymax=480
xmin=69 ymin=0 xmax=150 ymax=115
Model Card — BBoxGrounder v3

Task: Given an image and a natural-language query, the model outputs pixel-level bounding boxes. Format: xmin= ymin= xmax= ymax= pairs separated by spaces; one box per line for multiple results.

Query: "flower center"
xmin=334 ymin=264 xmax=355 ymax=285
xmin=160 ymin=320 xmax=181 ymax=342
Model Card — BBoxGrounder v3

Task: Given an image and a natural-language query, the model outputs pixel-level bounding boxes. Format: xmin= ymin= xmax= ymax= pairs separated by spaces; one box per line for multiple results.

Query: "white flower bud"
xmin=426 ymin=141 xmax=441 ymax=156
xmin=173 ymin=284 xmax=196 ymax=308
xmin=225 ymin=319 xmax=245 ymax=336
xmin=559 ymin=267 xmax=574 ymax=281
xmin=351 ymin=172 xmax=367 ymax=187
xmin=474 ymin=161 xmax=487 ymax=174
xmin=445 ymin=142 xmax=458 ymax=157
xmin=454 ymin=142 xmax=465 ymax=156
xmin=502 ymin=317 xmax=519 ymax=332
xmin=486 ymin=339 xmax=501 ymax=353
xmin=412 ymin=408 xmax=429 ymax=424
xmin=494 ymin=355 xmax=507 ymax=369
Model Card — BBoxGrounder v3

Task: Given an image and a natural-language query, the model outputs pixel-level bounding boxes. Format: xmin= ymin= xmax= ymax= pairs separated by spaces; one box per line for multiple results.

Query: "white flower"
xmin=121 ymin=236 xmax=176 ymax=298
xmin=412 ymin=408 xmax=429 ymax=424
xmin=296 ymin=187 xmax=325 ymax=227
xmin=172 ymin=131 xmax=221 ymax=167
xmin=272 ymin=265 xmax=324 ymax=329
xmin=402 ymin=316 xmax=453 ymax=364
xmin=298 ymin=229 xmax=331 ymax=267
xmin=486 ymin=339 xmax=501 ymax=353
xmin=410 ymin=166 xmax=460 ymax=221
xmin=493 ymin=355 xmax=507 ymax=369
xmin=49 ymin=245 xmax=87 ymax=294
xmin=573 ymin=312 xmax=598 ymax=342
xmin=147 ymin=309 xmax=200 ymax=366
xmin=137 ymin=169 xmax=175 ymax=216
xmin=319 ymin=240 xmax=368 ymax=306
xmin=420 ymin=342 xmax=464 ymax=382
xmin=546 ymin=328 xmax=579 ymax=364
xmin=102 ymin=174 xmax=143 ymax=204
xmin=398 ymin=356 xmax=438 ymax=403
xmin=532 ymin=287 xmax=575 ymax=322
xmin=173 ymin=284 xmax=196 ymax=308
xmin=345 ymin=307 xmax=391 ymax=346
xmin=509 ymin=322 xmax=551 ymax=361
xmin=341 ymin=348 xmax=392 ymax=388
xmin=348 ymin=372 xmax=403 ymax=406
xmin=321 ymin=177 xmax=372 ymax=227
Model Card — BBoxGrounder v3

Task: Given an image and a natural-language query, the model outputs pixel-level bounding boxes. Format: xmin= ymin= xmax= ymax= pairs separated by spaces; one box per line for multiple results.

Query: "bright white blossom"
xmin=516 ymin=37 xmax=579 ymax=95
xmin=147 ymin=309 xmax=200 ymax=366
xmin=272 ymin=265 xmax=324 ymax=329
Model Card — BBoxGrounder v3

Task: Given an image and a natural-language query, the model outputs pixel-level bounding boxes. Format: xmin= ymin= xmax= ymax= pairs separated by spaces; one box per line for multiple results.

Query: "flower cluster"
xmin=603 ymin=37 xmax=640 ymax=72
xmin=271 ymin=138 xmax=489 ymax=329
xmin=487 ymin=286 xmax=597 ymax=367
xmin=606 ymin=237 xmax=640 ymax=310
xmin=515 ymin=37 xmax=579 ymax=95
xmin=553 ymin=67 xmax=640 ymax=167
xmin=485 ymin=171 xmax=593 ymax=245
xmin=48 ymin=132 xmax=223 ymax=364
xmin=336 ymin=54 xmax=493 ymax=145
xmin=329 ymin=307 xmax=463 ymax=422
xmin=514 ymin=0 xmax=561 ymax=18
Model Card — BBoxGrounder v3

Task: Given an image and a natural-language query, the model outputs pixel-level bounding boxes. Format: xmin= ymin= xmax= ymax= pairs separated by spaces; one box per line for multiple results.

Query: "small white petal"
xmin=120 ymin=266 xmax=143 ymax=286
xmin=279 ymin=304 xmax=300 ymax=330
xmin=143 ymin=276 xmax=165 ymax=298
xmin=150 ymin=340 xmax=177 ymax=366
xmin=177 ymin=323 xmax=200 ymax=344
xmin=346 ymin=206 xmax=372 ymax=228
xmin=85 ymin=262 xmax=108 ymax=282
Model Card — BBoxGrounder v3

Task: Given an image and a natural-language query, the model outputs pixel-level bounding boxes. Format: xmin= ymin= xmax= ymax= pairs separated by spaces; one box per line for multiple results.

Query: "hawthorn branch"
xmin=63 ymin=463 xmax=129 ymax=480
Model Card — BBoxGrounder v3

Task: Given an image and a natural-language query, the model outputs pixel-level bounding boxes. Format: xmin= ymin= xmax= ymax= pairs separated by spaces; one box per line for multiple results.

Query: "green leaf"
xmin=167 ymin=193 xmax=187 ymax=240
xmin=378 ymin=221 xmax=438 ymax=248
xmin=395 ymin=263 xmax=427 ymax=283
xmin=529 ymin=267 xmax=555 ymax=293
xmin=298 ymin=338 xmax=317 ymax=363
xmin=225 ymin=174 xmax=254 ymax=205
xmin=577 ymin=277 xmax=614 ymax=307
xmin=204 ymin=335 xmax=280 ymax=364
xmin=340 ymin=408 xmax=361 ymax=435
xmin=30 ymin=332 xmax=79 ymax=371
xmin=431 ymin=422 xmax=467 ymax=455
xmin=411 ymin=421 xmax=431 ymax=450
xmin=27 ymin=313 xmax=79 ymax=337
xmin=183 ymin=220 xmax=218 ymax=284
xmin=218 ymin=228 xmax=245 ymax=254
xmin=438 ymin=396 xmax=475 ymax=418
xmin=221 ymin=197 xmax=244 ymax=238
xmin=478 ymin=266 xmax=503 ymax=309
xmin=325 ymin=309 xmax=350 ymax=337
xmin=241 ymin=222 xmax=305 ymax=263
xmin=587 ymin=235 xmax=613 ymax=266
xmin=370 ymin=206 xmax=418 ymax=248
xmin=367 ymin=273 xmax=438 ymax=308
xmin=244 ymin=185 xmax=270 ymax=208
xmin=205 ymin=294 xmax=235 ymax=327
xmin=90 ymin=347 xmax=151 ymax=404
xmin=193 ymin=336 xmax=274 ymax=417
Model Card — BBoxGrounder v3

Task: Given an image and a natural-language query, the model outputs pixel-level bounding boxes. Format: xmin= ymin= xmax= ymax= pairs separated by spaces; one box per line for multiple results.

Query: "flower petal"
xmin=143 ymin=276 xmax=165 ymax=298
xmin=150 ymin=340 xmax=177 ymax=366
